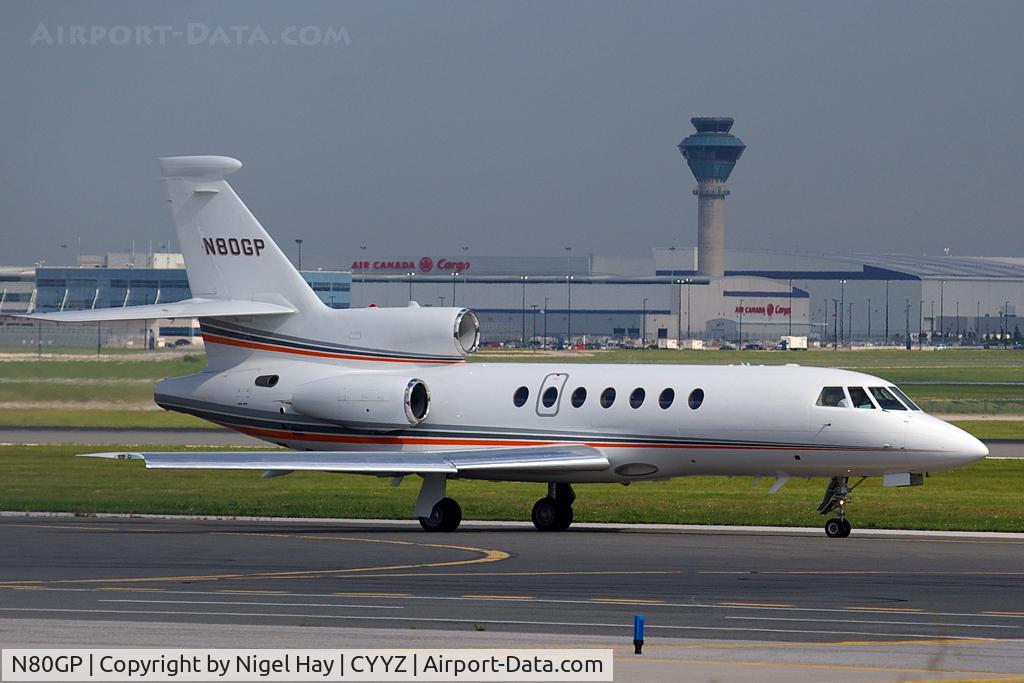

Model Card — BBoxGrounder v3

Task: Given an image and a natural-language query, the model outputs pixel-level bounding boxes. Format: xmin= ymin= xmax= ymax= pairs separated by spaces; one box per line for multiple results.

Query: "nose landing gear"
xmin=818 ymin=476 xmax=864 ymax=538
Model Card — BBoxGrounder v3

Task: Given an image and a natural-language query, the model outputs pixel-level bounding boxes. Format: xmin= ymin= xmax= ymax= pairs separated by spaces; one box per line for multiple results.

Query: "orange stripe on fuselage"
xmin=225 ymin=423 xmax=851 ymax=451
xmin=202 ymin=333 xmax=462 ymax=365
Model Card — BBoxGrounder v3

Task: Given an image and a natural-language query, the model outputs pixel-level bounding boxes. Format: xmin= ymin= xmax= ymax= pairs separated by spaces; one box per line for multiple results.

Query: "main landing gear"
xmin=414 ymin=476 xmax=577 ymax=532
xmin=531 ymin=483 xmax=575 ymax=532
xmin=818 ymin=476 xmax=865 ymax=538
xmin=418 ymin=497 xmax=462 ymax=532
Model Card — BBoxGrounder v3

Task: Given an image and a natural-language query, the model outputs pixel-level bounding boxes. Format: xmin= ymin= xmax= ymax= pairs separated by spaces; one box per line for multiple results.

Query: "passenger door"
xmin=536 ymin=373 xmax=569 ymax=417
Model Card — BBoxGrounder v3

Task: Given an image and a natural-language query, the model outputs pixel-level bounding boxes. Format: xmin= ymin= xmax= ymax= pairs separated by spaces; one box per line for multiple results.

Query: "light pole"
xmin=543 ymin=297 xmax=549 ymax=349
xmin=905 ymin=299 xmax=911 ymax=350
xmin=530 ymin=304 xmax=538 ymax=349
xmin=520 ymin=275 xmax=528 ymax=346
xmin=641 ymin=297 xmax=648 ymax=347
xmin=788 ymin=278 xmax=793 ymax=336
xmin=738 ymin=298 xmax=744 ymax=346
xmin=939 ymin=280 xmax=945 ymax=338
xmin=1005 ymin=300 xmax=1011 ymax=349
xmin=956 ymin=301 xmax=960 ymax=340
xmin=930 ymin=300 xmax=935 ymax=338
xmin=439 ymin=295 xmax=445 ymax=307
xmin=407 ymin=272 xmax=414 ymax=301
xmin=451 ymin=272 xmax=457 ymax=307
xmin=675 ymin=279 xmax=683 ymax=342
xmin=565 ymin=275 xmax=574 ymax=348
xmin=564 ymin=246 xmax=573 ymax=348
xmin=884 ymin=280 xmax=890 ymax=345
xmin=685 ymin=279 xmax=692 ymax=340
xmin=849 ymin=302 xmax=854 ymax=343
xmin=867 ymin=298 xmax=871 ymax=341
xmin=839 ymin=279 xmax=847 ymax=344
xmin=294 ymin=239 xmax=303 ymax=270
xmin=919 ymin=299 xmax=923 ymax=349
xmin=832 ymin=298 xmax=838 ymax=350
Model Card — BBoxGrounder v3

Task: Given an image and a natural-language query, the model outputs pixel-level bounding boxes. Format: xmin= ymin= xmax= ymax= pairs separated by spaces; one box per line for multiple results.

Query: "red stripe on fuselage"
xmin=224 ymin=422 xmax=859 ymax=451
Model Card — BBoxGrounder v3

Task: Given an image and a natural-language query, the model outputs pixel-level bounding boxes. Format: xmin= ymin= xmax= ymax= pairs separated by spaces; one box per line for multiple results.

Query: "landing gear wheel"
xmin=532 ymin=498 xmax=573 ymax=531
xmin=824 ymin=518 xmax=849 ymax=538
xmin=419 ymin=497 xmax=462 ymax=532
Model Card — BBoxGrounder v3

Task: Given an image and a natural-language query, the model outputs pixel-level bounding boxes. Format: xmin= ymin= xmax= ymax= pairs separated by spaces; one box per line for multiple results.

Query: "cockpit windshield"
xmin=888 ymin=385 xmax=921 ymax=411
xmin=869 ymin=386 xmax=907 ymax=410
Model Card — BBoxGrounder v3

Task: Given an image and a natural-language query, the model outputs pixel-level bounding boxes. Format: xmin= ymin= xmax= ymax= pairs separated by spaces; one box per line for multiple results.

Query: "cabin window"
xmin=571 ymin=387 xmax=587 ymax=408
xmin=542 ymin=386 xmax=559 ymax=408
xmin=629 ymin=388 xmax=646 ymax=409
xmin=254 ymin=375 xmax=279 ymax=388
xmin=847 ymin=386 xmax=875 ymax=409
xmin=513 ymin=386 xmax=529 ymax=407
xmin=869 ymin=386 xmax=907 ymax=410
xmin=659 ymin=388 xmax=675 ymax=409
xmin=889 ymin=385 xmax=921 ymax=410
xmin=600 ymin=387 xmax=616 ymax=408
xmin=688 ymin=388 xmax=705 ymax=410
xmin=816 ymin=386 xmax=848 ymax=407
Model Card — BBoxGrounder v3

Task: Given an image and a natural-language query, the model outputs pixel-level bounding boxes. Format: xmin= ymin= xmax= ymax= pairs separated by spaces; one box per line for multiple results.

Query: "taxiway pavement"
xmin=0 ymin=516 xmax=1022 ymax=682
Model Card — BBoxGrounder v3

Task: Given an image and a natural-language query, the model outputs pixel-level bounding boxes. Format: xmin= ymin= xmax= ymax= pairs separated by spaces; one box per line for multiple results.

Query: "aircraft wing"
xmin=79 ymin=445 xmax=609 ymax=476
xmin=21 ymin=298 xmax=294 ymax=322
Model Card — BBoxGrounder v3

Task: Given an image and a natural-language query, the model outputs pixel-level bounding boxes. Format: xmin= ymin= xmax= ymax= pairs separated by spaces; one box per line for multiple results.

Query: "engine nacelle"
xmin=291 ymin=374 xmax=430 ymax=431
xmin=339 ymin=306 xmax=479 ymax=361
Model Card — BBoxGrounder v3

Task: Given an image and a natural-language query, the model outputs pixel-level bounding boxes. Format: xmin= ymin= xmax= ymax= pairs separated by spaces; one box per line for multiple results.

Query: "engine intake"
xmin=291 ymin=374 xmax=430 ymax=431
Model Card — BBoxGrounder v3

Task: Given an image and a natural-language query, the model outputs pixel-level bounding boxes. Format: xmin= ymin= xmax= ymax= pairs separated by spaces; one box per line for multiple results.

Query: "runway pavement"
xmin=0 ymin=515 xmax=1022 ymax=682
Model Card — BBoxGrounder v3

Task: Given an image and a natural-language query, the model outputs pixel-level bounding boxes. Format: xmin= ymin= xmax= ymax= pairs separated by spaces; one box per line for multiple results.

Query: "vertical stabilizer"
xmin=159 ymin=156 xmax=323 ymax=312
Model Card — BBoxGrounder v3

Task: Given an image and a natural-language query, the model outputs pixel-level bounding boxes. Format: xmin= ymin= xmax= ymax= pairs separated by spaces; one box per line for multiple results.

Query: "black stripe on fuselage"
xmin=200 ymin=320 xmax=461 ymax=362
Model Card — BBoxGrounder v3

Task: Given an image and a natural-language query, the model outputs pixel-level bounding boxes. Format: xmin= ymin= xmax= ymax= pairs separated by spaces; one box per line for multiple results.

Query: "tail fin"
xmin=159 ymin=156 xmax=323 ymax=312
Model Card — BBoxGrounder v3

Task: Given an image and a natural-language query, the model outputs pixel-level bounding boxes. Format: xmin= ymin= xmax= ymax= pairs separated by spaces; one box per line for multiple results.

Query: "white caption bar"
xmin=1 ymin=649 xmax=613 ymax=682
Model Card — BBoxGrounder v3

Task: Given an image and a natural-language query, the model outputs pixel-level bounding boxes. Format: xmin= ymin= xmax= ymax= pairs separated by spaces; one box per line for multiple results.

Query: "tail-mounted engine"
xmin=291 ymin=374 xmax=430 ymax=431
xmin=339 ymin=306 xmax=479 ymax=361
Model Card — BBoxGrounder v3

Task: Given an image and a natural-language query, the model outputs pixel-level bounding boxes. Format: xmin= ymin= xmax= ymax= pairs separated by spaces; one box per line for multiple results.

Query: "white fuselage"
xmin=155 ymin=356 xmax=988 ymax=484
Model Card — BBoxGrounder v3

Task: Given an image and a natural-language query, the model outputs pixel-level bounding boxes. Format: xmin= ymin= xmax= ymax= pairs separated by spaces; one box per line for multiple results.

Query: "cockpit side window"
xmin=889 ymin=385 xmax=921 ymax=411
xmin=869 ymin=386 xmax=907 ymax=410
xmin=847 ymin=386 xmax=875 ymax=409
xmin=816 ymin=386 xmax=848 ymax=407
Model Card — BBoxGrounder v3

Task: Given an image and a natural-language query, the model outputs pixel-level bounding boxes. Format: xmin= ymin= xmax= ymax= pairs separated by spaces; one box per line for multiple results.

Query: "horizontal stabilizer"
xmin=79 ymin=445 xmax=609 ymax=476
xmin=21 ymin=298 xmax=295 ymax=323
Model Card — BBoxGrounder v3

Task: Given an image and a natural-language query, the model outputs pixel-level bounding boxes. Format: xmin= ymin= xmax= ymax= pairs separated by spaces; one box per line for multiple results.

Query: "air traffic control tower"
xmin=678 ymin=117 xmax=746 ymax=278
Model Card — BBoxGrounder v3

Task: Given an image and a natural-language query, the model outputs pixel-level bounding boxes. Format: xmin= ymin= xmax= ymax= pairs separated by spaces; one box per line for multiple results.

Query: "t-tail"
xmin=23 ymin=156 xmax=480 ymax=366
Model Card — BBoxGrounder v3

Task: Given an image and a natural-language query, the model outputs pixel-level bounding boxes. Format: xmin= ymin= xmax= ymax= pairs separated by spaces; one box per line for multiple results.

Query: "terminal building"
xmin=2 ymin=116 xmax=1022 ymax=349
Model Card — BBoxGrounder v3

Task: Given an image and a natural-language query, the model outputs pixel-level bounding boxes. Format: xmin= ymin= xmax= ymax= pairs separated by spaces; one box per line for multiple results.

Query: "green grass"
xmin=950 ymin=420 xmax=1024 ymax=440
xmin=0 ymin=381 xmax=155 ymax=403
xmin=0 ymin=357 xmax=204 ymax=380
xmin=0 ymin=444 xmax=1020 ymax=531
xmin=0 ymin=409 xmax=214 ymax=429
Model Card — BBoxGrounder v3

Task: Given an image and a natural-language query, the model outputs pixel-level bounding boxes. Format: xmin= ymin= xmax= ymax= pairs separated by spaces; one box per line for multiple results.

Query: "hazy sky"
xmin=2 ymin=1 xmax=1023 ymax=268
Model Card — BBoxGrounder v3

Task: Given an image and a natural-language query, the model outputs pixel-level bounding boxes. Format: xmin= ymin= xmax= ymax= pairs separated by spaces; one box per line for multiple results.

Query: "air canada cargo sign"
xmin=350 ymin=257 xmax=471 ymax=274
xmin=735 ymin=303 xmax=792 ymax=317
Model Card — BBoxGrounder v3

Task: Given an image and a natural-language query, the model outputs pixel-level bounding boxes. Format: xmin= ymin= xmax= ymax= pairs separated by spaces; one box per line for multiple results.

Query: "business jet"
xmin=26 ymin=156 xmax=988 ymax=538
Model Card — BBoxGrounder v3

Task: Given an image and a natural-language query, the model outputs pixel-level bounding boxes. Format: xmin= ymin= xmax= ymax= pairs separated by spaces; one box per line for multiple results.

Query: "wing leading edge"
xmin=79 ymin=445 xmax=609 ymax=476
xmin=21 ymin=298 xmax=295 ymax=323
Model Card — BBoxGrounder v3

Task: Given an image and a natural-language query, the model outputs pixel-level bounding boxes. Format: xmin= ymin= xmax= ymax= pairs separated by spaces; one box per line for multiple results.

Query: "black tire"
xmin=554 ymin=503 xmax=574 ymax=531
xmin=824 ymin=518 xmax=844 ymax=538
xmin=838 ymin=519 xmax=852 ymax=538
xmin=532 ymin=497 xmax=573 ymax=531
xmin=532 ymin=498 xmax=560 ymax=531
xmin=419 ymin=497 xmax=462 ymax=532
